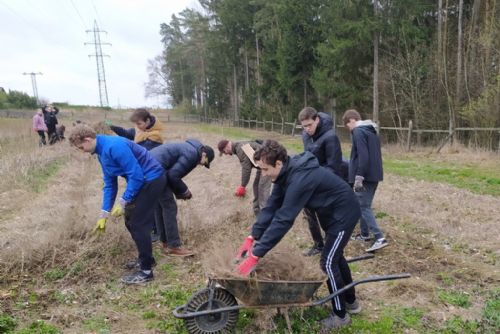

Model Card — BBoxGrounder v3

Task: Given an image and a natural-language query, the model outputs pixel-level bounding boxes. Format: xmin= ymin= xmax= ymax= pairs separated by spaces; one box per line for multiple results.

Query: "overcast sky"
xmin=0 ymin=0 xmax=196 ymax=108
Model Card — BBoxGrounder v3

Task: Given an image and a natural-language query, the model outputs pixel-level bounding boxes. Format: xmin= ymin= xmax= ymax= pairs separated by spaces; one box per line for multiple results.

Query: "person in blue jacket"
xmin=69 ymin=124 xmax=166 ymax=284
xmin=149 ymin=139 xmax=214 ymax=257
xmin=235 ymin=140 xmax=361 ymax=331
xmin=342 ymin=109 xmax=388 ymax=253
xmin=299 ymin=107 xmax=349 ymax=257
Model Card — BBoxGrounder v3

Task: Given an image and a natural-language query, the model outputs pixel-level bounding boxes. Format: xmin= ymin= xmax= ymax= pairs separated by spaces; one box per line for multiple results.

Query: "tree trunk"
xmin=455 ymin=0 xmax=464 ymax=105
xmin=255 ymin=34 xmax=262 ymax=109
xmin=233 ymin=64 xmax=238 ymax=121
xmin=373 ymin=0 xmax=380 ymax=125
xmin=437 ymin=0 xmax=443 ymax=73
xmin=303 ymin=77 xmax=307 ymax=107
xmin=244 ymin=48 xmax=249 ymax=92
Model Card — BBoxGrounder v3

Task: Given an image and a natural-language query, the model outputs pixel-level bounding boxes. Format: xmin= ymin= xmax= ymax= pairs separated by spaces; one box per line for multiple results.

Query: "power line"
xmin=91 ymin=0 xmax=103 ymax=28
xmin=69 ymin=0 xmax=87 ymax=30
xmin=85 ymin=20 xmax=111 ymax=107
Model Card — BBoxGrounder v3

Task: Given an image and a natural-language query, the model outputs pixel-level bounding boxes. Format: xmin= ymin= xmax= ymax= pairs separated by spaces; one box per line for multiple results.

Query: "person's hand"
xmin=93 ymin=210 xmax=109 ymax=233
xmin=237 ymin=252 xmax=259 ymax=276
xmin=111 ymin=198 xmax=127 ymax=217
xmin=235 ymin=186 xmax=246 ymax=197
xmin=176 ymin=189 xmax=192 ymax=200
xmin=353 ymin=175 xmax=365 ymax=192
xmin=235 ymin=236 xmax=254 ymax=261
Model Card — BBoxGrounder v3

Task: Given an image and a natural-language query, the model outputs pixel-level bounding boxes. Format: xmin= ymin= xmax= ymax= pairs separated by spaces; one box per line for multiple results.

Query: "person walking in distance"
xmin=342 ymin=109 xmax=388 ymax=252
xmin=298 ymin=107 xmax=348 ymax=256
xmin=32 ymin=108 xmax=47 ymax=146
xmin=42 ymin=104 xmax=59 ymax=144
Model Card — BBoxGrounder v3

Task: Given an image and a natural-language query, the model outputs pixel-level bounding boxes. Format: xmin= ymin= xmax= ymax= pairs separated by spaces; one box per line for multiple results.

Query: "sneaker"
xmin=351 ymin=233 xmax=372 ymax=242
xmin=124 ymin=258 xmax=157 ymax=270
xmin=303 ymin=246 xmax=323 ymax=257
xmin=163 ymin=246 xmax=195 ymax=257
xmin=345 ymin=300 xmax=362 ymax=314
xmin=366 ymin=238 xmax=388 ymax=252
xmin=320 ymin=313 xmax=351 ymax=332
xmin=120 ymin=270 xmax=154 ymax=284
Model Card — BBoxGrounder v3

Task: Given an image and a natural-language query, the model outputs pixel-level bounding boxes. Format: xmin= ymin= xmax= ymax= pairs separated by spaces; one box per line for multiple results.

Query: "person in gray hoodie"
xmin=342 ymin=109 xmax=388 ymax=252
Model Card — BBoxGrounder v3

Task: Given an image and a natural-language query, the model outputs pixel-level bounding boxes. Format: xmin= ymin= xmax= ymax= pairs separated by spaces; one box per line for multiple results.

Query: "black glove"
xmin=176 ymin=189 xmax=192 ymax=200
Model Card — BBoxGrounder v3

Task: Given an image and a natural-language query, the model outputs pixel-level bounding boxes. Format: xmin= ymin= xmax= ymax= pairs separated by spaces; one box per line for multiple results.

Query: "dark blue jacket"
xmin=348 ymin=121 xmax=383 ymax=183
xmin=95 ymin=135 xmax=164 ymax=212
xmin=251 ymin=152 xmax=361 ymax=258
xmin=149 ymin=139 xmax=203 ymax=195
xmin=110 ymin=116 xmax=162 ymax=151
xmin=302 ymin=112 xmax=346 ymax=181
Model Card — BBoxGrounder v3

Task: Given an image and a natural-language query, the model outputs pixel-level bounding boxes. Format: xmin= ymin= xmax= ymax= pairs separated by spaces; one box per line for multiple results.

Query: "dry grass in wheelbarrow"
xmin=202 ymin=243 xmax=325 ymax=281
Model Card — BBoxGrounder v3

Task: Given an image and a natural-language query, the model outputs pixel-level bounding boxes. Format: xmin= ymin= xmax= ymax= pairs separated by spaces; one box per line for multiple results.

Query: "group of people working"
xmin=32 ymin=104 xmax=65 ymax=146
xmin=69 ymin=106 xmax=386 ymax=331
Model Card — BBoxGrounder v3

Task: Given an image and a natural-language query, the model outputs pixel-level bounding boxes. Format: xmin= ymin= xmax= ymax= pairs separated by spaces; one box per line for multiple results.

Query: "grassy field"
xmin=0 ymin=118 xmax=499 ymax=333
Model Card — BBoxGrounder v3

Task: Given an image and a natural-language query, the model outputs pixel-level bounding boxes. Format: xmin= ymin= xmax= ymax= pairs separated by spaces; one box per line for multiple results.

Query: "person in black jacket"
xmin=42 ymin=104 xmax=59 ymax=144
xmin=149 ymin=139 xmax=214 ymax=257
xmin=343 ymin=109 xmax=388 ymax=253
xmin=299 ymin=107 xmax=348 ymax=257
xmin=235 ymin=140 xmax=361 ymax=331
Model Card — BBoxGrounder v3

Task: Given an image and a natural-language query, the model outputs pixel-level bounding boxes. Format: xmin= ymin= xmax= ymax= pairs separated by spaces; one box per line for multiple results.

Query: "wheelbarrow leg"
xmin=278 ymin=307 xmax=293 ymax=334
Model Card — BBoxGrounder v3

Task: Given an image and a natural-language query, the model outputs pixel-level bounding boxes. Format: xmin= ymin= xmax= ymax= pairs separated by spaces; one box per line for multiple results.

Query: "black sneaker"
xmin=303 ymin=246 xmax=323 ymax=257
xmin=351 ymin=233 xmax=372 ymax=242
xmin=120 ymin=270 xmax=154 ymax=284
xmin=366 ymin=238 xmax=388 ymax=252
xmin=124 ymin=258 xmax=157 ymax=270
xmin=345 ymin=300 xmax=362 ymax=314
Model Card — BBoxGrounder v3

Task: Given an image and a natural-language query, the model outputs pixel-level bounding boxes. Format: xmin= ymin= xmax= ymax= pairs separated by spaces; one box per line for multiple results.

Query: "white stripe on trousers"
xmin=325 ymin=230 xmax=345 ymax=311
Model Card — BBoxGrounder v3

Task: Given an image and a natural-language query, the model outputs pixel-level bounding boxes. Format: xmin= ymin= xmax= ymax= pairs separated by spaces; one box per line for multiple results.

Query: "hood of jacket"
xmin=311 ymin=112 xmax=334 ymax=140
xmin=274 ymin=151 xmax=319 ymax=185
xmin=355 ymin=120 xmax=378 ymax=134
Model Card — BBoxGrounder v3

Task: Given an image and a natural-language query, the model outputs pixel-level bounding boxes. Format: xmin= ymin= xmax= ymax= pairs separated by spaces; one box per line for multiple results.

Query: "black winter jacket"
xmin=251 ymin=152 xmax=361 ymax=258
xmin=348 ymin=121 xmax=383 ymax=183
xmin=302 ymin=112 xmax=347 ymax=181
xmin=149 ymin=139 xmax=203 ymax=195
xmin=42 ymin=106 xmax=59 ymax=127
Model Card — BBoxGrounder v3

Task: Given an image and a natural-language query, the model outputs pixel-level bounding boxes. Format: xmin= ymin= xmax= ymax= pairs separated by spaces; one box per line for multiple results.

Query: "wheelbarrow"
xmin=173 ymin=254 xmax=411 ymax=333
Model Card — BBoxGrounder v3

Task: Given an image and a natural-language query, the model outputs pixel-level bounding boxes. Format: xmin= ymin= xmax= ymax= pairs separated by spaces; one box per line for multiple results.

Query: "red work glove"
xmin=237 ymin=252 xmax=259 ymax=276
xmin=235 ymin=186 xmax=246 ymax=197
xmin=235 ymin=235 xmax=254 ymax=261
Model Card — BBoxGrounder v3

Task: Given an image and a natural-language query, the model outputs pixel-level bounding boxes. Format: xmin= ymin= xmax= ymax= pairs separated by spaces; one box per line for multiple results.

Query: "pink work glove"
xmin=235 ymin=235 xmax=254 ymax=261
xmin=235 ymin=186 xmax=246 ymax=197
xmin=237 ymin=252 xmax=259 ymax=276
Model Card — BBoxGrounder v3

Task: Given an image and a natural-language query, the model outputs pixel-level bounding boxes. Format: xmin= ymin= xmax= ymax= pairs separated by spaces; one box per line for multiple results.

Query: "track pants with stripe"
xmin=320 ymin=226 xmax=356 ymax=318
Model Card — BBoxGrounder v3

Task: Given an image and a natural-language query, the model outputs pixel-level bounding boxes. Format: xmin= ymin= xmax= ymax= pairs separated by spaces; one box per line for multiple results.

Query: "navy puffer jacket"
xmin=348 ymin=121 xmax=383 ymax=183
xmin=149 ymin=139 xmax=203 ymax=195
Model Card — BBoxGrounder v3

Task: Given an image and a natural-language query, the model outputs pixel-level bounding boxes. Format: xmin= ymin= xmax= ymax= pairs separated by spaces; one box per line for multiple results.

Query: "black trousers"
xmin=37 ymin=130 xmax=46 ymax=146
xmin=124 ymin=173 xmax=166 ymax=271
xmin=320 ymin=226 xmax=356 ymax=318
xmin=304 ymin=208 xmax=324 ymax=249
xmin=154 ymin=182 xmax=181 ymax=248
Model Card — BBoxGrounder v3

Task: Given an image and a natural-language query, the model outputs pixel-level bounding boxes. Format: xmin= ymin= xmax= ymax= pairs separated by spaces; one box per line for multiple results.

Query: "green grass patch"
xmin=436 ymin=272 xmax=455 ymax=286
xmin=438 ymin=316 xmax=479 ymax=334
xmin=82 ymin=316 xmax=110 ymax=334
xmin=384 ymin=158 xmax=500 ymax=196
xmin=43 ymin=268 xmax=67 ymax=281
xmin=482 ymin=288 xmax=500 ymax=330
xmin=26 ymin=159 xmax=65 ymax=193
xmin=438 ymin=290 xmax=471 ymax=308
xmin=159 ymin=263 xmax=178 ymax=278
xmin=15 ymin=320 xmax=60 ymax=334
xmin=142 ymin=310 xmax=156 ymax=320
xmin=0 ymin=313 xmax=17 ymax=333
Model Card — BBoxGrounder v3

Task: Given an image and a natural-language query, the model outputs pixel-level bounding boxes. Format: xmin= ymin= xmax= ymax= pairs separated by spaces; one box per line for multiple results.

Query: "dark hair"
xmin=254 ymin=139 xmax=287 ymax=167
xmin=342 ymin=109 xmax=361 ymax=125
xmin=298 ymin=107 xmax=318 ymax=122
xmin=130 ymin=108 xmax=151 ymax=123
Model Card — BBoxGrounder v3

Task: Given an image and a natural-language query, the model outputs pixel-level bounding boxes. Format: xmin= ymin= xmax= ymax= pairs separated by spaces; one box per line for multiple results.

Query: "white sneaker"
xmin=366 ymin=238 xmax=388 ymax=252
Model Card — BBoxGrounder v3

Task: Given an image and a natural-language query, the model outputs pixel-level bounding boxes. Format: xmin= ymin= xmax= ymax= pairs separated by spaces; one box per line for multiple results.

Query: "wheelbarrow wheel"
xmin=184 ymin=287 xmax=239 ymax=334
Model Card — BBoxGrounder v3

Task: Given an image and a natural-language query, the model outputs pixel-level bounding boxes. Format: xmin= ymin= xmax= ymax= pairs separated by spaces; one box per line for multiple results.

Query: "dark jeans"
xmin=303 ymin=208 xmax=324 ymax=249
xmin=154 ymin=182 xmax=181 ymax=248
xmin=37 ymin=130 xmax=46 ymax=146
xmin=124 ymin=173 xmax=165 ymax=271
xmin=355 ymin=181 xmax=384 ymax=240
xmin=320 ymin=226 xmax=356 ymax=318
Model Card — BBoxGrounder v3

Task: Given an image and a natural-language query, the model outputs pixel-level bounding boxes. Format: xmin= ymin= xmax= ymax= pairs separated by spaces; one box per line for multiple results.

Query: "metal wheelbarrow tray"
xmin=173 ymin=254 xmax=411 ymax=334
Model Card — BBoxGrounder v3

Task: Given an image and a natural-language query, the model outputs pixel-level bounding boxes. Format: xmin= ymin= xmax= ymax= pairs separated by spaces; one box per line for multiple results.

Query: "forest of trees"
xmin=0 ymin=89 xmax=38 ymax=109
xmin=146 ymin=0 xmax=500 ymax=145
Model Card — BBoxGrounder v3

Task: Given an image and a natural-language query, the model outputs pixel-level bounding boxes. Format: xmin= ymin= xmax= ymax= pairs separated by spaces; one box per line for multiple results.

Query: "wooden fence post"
xmin=406 ymin=120 xmax=413 ymax=152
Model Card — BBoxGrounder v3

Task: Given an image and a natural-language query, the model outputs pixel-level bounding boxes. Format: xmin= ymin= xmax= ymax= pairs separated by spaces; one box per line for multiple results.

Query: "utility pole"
xmin=22 ymin=72 xmax=42 ymax=104
xmin=85 ymin=20 xmax=110 ymax=107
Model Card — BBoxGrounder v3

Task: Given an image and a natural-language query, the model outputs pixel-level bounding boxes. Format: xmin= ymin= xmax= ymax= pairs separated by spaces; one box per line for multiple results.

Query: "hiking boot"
xmin=366 ymin=238 xmax=388 ymax=252
xmin=124 ymin=258 xmax=157 ymax=270
xmin=303 ymin=246 xmax=323 ymax=257
xmin=320 ymin=313 xmax=351 ymax=332
xmin=163 ymin=246 xmax=195 ymax=257
xmin=120 ymin=270 xmax=154 ymax=284
xmin=351 ymin=233 xmax=372 ymax=242
xmin=345 ymin=300 xmax=362 ymax=314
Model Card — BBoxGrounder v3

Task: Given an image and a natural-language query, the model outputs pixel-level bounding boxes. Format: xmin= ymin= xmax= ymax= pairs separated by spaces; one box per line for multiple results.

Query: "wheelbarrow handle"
xmin=173 ymin=303 xmax=245 ymax=319
xmin=310 ymin=273 xmax=411 ymax=307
